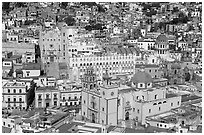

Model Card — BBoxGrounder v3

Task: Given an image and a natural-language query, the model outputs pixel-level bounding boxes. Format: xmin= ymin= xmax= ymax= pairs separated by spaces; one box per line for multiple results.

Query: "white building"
xmin=136 ymin=38 xmax=155 ymax=51
xmin=81 ymin=67 xmax=119 ymax=125
xmin=35 ymin=86 xmax=60 ymax=108
xmin=69 ymin=47 xmax=141 ymax=82
xmin=81 ymin=67 xmax=181 ymax=126
xmin=59 ymin=84 xmax=82 ymax=107
xmin=2 ymin=81 xmax=31 ymax=110
xmin=21 ymin=52 xmax=36 ymax=63
xmin=2 ymin=116 xmax=22 ymax=131
xmin=154 ymin=34 xmax=170 ymax=60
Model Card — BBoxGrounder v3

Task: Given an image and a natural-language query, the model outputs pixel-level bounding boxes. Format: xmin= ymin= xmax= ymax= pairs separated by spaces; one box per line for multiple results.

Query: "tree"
xmin=24 ymin=20 xmax=35 ymax=25
xmin=61 ymin=2 xmax=68 ymax=9
xmin=2 ymin=2 xmax=10 ymax=10
xmin=80 ymin=2 xmax=97 ymax=7
xmin=64 ymin=16 xmax=75 ymax=26
xmin=2 ymin=2 xmax=13 ymax=13
xmin=132 ymin=28 xmax=142 ymax=38
xmin=26 ymin=81 xmax=36 ymax=110
xmin=8 ymin=69 xmax=13 ymax=77
xmin=98 ymin=5 xmax=105 ymax=12
xmin=84 ymin=25 xmax=92 ymax=31
xmin=185 ymin=72 xmax=191 ymax=82
xmin=15 ymin=2 xmax=27 ymax=8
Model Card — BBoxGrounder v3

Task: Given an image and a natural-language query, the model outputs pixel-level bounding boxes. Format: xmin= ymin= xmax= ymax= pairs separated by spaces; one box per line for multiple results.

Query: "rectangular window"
xmin=63 ymin=33 xmax=65 ymax=36
xmin=63 ymin=45 xmax=65 ymax=50
xmin=54 ymin=101 xmax=57 ymax=106
xmin=140 ymin=84 xmax=143 ymax=87
xmin=149 ymin=109 xmax=151 ymax=113
xmin=102 ymin=107 xmax=104 ymax=111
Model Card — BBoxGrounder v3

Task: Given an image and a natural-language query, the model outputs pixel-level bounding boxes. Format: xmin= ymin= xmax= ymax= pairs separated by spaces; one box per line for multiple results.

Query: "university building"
xmin=69 ymin=47 xmax=141 ymax=82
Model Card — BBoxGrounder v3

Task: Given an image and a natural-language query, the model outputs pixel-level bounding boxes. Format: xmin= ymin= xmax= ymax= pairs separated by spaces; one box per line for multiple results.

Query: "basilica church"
xmin=81 ymin=66 xmax=181 ymax=126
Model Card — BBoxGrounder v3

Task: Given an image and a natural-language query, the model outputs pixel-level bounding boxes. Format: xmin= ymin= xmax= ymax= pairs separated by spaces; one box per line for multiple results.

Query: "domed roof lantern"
xmin=103 ymin=68 xmax=112 ymax=80
xmin=103 ymin=68 xmax=112 ymax=85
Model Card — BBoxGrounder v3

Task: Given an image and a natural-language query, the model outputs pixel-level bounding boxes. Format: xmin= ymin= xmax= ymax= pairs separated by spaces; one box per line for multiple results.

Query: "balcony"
xmin=88 ymin=106 xmax=98 ymax=112
xmin=6 ymin=101 xmax=24 ymax=103
xmin=68 ymin=98 xmax=80 ymax=101
xmin=60 ymin=99 xmax=66 ymax=102
xmin=53 ymin=97 xmax=58 ymax=100
xmin=88 ymin=102 xmax=98 ymax=112
xmin=125 ymin=105 xmax=132 ymax=111
xmin=45 ymin=98 xmax=51 ymax=101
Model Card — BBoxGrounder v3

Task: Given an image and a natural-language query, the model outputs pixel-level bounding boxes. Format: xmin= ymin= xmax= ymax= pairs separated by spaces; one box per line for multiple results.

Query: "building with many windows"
xmin=35 ymin=86 xmax=60 ymax=108
xmin=154 ymin=33 xmax=170 ymax=59
xmin=39 ymin=28 xmax=63 ymax=65
xmin=59 ymin=84 xmax=82 ymax=107
xmin=81 ymin=66 xmax=181 ymax=126
xmin=35 ymin=81 xmax=82 ymax=108
xmin=81 ymin=67 xmax=119 ymax=125
xmin=2 ymin=80 xmax=31 ymax=110
xmin=69 ymin=47 xmax=141 ymax=82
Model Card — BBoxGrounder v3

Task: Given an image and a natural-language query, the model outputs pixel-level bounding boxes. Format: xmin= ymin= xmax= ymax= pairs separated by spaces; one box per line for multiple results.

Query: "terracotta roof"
xmin=131 ymin=70 xmax=153 ymax=84
xmin=2 ymin=127 xmax=12 ymax=133
xmin=156 ymin=34 xmax=168 ymax=44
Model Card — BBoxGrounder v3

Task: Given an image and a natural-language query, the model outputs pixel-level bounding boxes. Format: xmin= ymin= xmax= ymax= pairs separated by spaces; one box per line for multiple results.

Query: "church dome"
xmin=156 ymin=34 xmax=168 ymax=44
xmin=131 ymin=70 xmax=153 ymax=84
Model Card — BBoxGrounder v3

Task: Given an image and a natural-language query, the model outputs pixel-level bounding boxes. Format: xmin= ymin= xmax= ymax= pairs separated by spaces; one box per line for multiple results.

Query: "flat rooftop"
xmin=181 ymin=94 xmax=201 ymax=102
xmin=147 ymin=103 xmax=201 ymax=125
xmin=166 ymin=93 xmax=178 ymax=98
